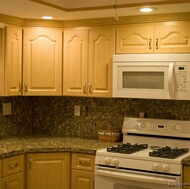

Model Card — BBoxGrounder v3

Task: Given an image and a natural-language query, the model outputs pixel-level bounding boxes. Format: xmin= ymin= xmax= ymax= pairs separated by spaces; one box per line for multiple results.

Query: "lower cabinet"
xmin=3 ymin=172 xmax=24 ymax=189
xmin=27 ymin=153 xmax=70 ymax=189
xmin=183 ymin=166 xmax=190 ymax=189
xmin=2 ymin=154 xmax=24 ymax=189
xmin=71 ymin=153 xmax=95 ymax=189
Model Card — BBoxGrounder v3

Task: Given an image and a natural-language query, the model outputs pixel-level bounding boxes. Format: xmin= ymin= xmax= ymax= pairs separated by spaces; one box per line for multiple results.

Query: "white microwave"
xmin=113 ymin=54 xmax=190 ymax=100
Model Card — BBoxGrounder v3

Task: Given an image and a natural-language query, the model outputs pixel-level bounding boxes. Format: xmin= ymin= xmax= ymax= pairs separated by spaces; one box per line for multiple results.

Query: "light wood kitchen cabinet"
xmin=23 ymin=27 xmax=62 ymax=96
xmin=183 ymin=165 xmax=190 ymax=189
xmin=63 ymin=27 xmax=114 ymax=97
xmin=116 ymin=22 xmax=190 ymax=54
xmin=0 ymin=160 xmax=2 ymax=189
xmin=27 ymin=153 xmax=70 ymax=189
xmin=63 ymin=30 xmax=88 ymax=96
xmin=71 ymin=153 xmax=95 ymax=189
xmin=0 ymin=25 xmax=22 ymax=96
xmin=2 ymin=155 xmax=24 ymax=189
xmin=116 ymin=24 xmax=154 ymax=53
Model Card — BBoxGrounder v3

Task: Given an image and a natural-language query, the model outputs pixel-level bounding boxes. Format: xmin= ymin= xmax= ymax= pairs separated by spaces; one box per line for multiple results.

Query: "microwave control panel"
xmin=175 ymin=66 xmax=187 ymax=92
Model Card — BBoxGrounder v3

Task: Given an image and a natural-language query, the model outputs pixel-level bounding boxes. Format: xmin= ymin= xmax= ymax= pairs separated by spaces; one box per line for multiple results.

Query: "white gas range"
xmin=95 ymin=117 xmax=190 ymax=189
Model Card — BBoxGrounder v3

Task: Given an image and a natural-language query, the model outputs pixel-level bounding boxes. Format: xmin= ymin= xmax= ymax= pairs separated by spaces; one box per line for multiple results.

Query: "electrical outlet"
xmin=3 ymin=103 xmax=12 ymax=115
xmin=74 ymin=105 xmax=80 ymax=116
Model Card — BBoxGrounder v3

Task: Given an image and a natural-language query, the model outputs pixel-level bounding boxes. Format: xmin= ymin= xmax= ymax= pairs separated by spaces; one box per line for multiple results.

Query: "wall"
xmin=0 ymin=96 xmax=190 ymax=139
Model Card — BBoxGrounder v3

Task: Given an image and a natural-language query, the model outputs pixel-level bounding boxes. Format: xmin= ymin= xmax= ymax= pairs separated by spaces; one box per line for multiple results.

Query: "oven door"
xmin=95 ymin=166 xmax=182 ymax=189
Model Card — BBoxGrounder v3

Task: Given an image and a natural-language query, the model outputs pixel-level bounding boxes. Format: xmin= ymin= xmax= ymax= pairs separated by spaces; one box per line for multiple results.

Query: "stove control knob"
xmin=104 ymin=157 xmax=111 ymax=165
xmin=139 ymin=122 xmax=146 ymax=129
xmin=112 ymin=158 xmax=119 ymax=166
xmin=173 ymin=124 xmax=181 ymax=132
xmin=152 ymin=163 xmax=160 ymax=171
xmin=161 ymin=164 xmax=169 ymax=172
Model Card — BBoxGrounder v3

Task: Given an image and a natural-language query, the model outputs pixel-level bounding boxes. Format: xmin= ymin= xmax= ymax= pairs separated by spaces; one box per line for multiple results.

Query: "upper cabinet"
xmin=88 ymin=28 xmax=114 ymax=97
xmin=116 ymin=22 xmax=190 ymax=54
xmin=63 ymin=30 xmax=88 ymax=97
xmin=23 ymin=28 xmax=63 ymax=96
xmin=116 ymin=24 xmax=154 ymax=53
xmin=0 ymin=25 xmax=22 ymax=96
xmin=63 ymin=27 xmax=115 ymax=97
xmin=155 ymin=22 xmax=190 ymax=53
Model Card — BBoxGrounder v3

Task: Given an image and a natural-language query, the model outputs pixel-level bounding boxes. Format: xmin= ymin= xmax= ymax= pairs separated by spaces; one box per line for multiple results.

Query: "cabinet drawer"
xmin=3 ymin=172 xmax=24 ymax=189
xmin=3 ymin=155 xmax=24 ymax=176
xmin=72 ymin=153 xmax=95 ymax=171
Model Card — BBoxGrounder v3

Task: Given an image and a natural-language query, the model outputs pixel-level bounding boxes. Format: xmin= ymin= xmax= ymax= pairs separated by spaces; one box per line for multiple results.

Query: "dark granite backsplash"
xmin=0 ymin=96 xmax=190 ymax=139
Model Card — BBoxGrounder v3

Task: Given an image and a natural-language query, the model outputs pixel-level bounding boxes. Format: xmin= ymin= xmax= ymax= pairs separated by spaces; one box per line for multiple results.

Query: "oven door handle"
xmin=96 ymin=168 xmax=178 ymax=185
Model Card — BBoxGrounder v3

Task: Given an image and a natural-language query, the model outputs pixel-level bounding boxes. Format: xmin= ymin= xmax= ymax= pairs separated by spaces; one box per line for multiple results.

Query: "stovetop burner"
xmin=107 ymin=143 xmax=148 ymax=154
xmin=149 ymin=146 xmax=189 ymax=159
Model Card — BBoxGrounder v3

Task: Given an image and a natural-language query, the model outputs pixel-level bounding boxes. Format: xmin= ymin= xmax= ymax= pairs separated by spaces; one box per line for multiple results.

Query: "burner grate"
xmin=149 ymin=146 xmax=189 ymax=159
xmin=107 ymin=143 xmax=148 ymax=154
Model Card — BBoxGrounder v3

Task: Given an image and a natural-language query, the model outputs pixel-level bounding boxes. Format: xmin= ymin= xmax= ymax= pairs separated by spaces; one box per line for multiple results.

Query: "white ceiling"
xmin=0 ymin=0 xmax=190 ymax=20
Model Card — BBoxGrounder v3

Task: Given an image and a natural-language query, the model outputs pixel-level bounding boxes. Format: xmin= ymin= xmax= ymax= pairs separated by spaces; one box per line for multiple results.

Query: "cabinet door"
xmin=27 ymin=153 xmax=70 ymax=189
xmin=63 ymin=30 xmax=88 ymax=96
xmin=23 ymin=28 xmax=62 ymax=96
xmin=116 ymin=24 xmax=154 ymax=53
xmin=0 ymin=26 xmax=22 ymax=96
xmin=3 ymin=172 xmax=24 ymax=189
xmin=0 ymin=178 xmax=2 ymax=189
xmin=155 ymin=22 xmax=190 ymax=53
xmin=183 ymin=166 xmax=190 ymax=189
xmin=71 ymin=170 xmax=94 ymax=189
xmin=88 ymin=27 xmax=115 ymax=97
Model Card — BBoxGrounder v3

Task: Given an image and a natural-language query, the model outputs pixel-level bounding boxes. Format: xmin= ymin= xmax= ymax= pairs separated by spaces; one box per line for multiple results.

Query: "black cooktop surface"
xmin=107 ymin=143 xmax=148 ymax=154
xmin=149 ymin=146 xmax=189 ymax=159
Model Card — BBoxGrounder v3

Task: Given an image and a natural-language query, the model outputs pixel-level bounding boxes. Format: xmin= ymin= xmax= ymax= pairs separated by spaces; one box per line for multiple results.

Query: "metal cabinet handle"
xmin=79 ymin=160 xmax=91 ymax=166
xmin=92 ymin=177 xmax=95 ymax=189
xmin=89 ymin=84 xmax=92 ymax=94
xmin=29 ymin=158 xmax=32 ymax=169
xmin=156 ymin=38 xmax=159 ymax=49
xmin=149 ymin=38 xmax=152 ymax=49
xmin=83 ymin=83 xmax=87 ymax=94
xmin=19 ymin=83 xmax=22 ymax=93
xmin=25 ymin=83 xmax=28 ymax=93
xmin=4 ymin=181 xmax=7 ymax=189
xmin=9 ymin=163 xmax=18 ymax=169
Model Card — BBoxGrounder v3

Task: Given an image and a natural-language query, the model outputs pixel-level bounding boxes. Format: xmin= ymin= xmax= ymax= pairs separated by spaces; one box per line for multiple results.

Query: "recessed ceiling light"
xmin=41 ymin=16 xmax=53 ymax=20
xmin=140 ymin=7 xmax=154 ymax=13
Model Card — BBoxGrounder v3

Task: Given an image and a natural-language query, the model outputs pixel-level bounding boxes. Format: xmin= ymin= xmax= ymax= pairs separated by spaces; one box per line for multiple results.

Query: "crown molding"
xmin=0 ymin=12 xmax=190 ymax=28
xmin=0 ymin=14 xmax=24 ymax=26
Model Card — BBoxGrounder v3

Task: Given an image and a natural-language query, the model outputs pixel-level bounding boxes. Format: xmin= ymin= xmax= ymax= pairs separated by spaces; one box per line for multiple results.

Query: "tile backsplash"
xmin=0 ymin=96 xmax=190 ymax=139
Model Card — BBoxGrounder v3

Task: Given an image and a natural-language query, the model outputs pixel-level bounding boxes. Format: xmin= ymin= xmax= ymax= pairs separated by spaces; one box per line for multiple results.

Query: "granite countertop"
xmin=182 ymin=155 xmax=190 ymax=166
xmin=0 ymin=136 xmax=121 ymax=159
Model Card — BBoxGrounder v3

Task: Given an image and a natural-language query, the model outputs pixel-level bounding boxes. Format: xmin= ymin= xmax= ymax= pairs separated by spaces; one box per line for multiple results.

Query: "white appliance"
xmin=95 ymin=117 xmax=190 ymax=189
xmin=113 ymin=54 xmax=190 ymax=100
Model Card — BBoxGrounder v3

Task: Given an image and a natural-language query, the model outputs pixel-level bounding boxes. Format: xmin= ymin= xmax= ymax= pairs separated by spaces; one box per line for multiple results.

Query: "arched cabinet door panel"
xmin=23 ymin=28 xmax=62 ymax=96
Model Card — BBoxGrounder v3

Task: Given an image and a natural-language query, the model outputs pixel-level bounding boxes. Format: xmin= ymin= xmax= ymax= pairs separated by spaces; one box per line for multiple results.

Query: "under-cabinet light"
xmin=41 ymin=16 xmax=53 ymax=20
xmin=140 ymin=7 xmax=154 ymax=13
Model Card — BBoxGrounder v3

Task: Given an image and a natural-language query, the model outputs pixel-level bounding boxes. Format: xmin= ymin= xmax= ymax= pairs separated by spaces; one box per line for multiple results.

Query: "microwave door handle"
xmin=168 ymin=63 xmax=175 ymax=99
